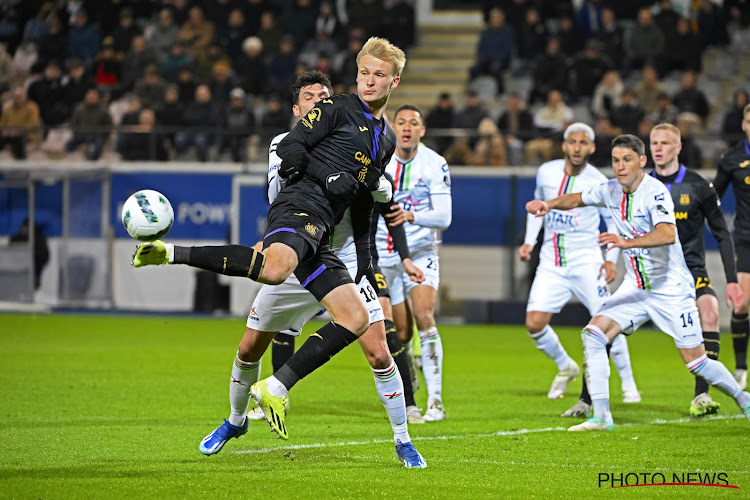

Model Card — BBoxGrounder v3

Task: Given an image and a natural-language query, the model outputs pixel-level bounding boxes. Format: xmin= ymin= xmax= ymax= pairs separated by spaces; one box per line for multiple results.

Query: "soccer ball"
xmin=121 ymin=189 xmax=174 ymax=241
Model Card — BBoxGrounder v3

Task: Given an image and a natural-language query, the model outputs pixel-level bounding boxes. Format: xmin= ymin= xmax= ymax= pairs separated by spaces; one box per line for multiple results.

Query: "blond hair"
xmin=356 ymin=37 xmax=406 ymax=77
xmin=651 ymin=122 xmax=681 ymax=142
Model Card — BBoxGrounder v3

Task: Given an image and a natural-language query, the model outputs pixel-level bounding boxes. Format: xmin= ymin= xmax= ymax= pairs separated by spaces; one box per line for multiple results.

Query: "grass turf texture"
xmin=1 ymin=313 xmax=748 ymax=499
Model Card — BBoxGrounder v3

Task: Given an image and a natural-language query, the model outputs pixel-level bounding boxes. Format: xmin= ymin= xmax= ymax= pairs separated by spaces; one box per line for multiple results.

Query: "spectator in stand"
xmin=243 ymin=0 xmax=270 ymax=36
xmin=654 ymin=0 xmax=680 ymax=34
xmin=626 ymin=7 xmax=665 ymax=73
xmin=115 ymin=94 xmax=143 ymax=155
xmin=530 ymin=37 xmax=568 ymax=104
xmin=455 ymin=89 xmax=490 ymax=147
xmin=93 ymin=37 xmax=122 ymax=93
xmin=169 ymin=0 xmax=191 ymax=26
xmin=62 ymin=59 xmax=94 ymax=116
xmin=197 ymin=42 xmax=229 ymax=81
xmin=347 ymin=0 xmax=384 ymax=39
xmin=516 ymin=7 xmax=548 ymax=73
xmin=591 ymin=69 xmax=624 ymax=119
xmin=36 ymin=16 xmax=67 ymax=69
xmin=470 ymin=8 xmax=514 ymax=94
xmin=217 ymin=9 xmax=249 ymax=65
xmin=634 ymin=65 xmax=667 ymax=114
xmin=672 ymin=70 xmax=710 ymax=124
xmin=111 ymin=8 xmax=141 ymax=57
xmin=120 ymin=108 xmax=168 ymax=161
xmin=0 ymin=0 xmax=25 ymax=54
xmin=555 ymin=15 xmax=585 ymax=59
xmin=175 ymin=84 xmax=220 ymax=162
xmin=12 ymin=41 xmax=37 ymax=77
xmin=27 ymin=60 xmax=68 ymax=127
xmin=205 ymin=0 xmax=236 ymax=27
xmin=258 ymin=93 xmax=290 ymax=145
xmin=22 ymin=2 xmax=55 ymax=47
xmin=134 ymin=64 xmax=166 ymax=110
xmin=467 ymin=117 xmax=507 ymax=166
xmin=314 ymin=2 xmax=341 ymax=45
xmin=332 ymin=31 xmax=364 ymax=88
xmin=566 ymin=40 xmax=612 ymax=101
xmin=498 ymin=0 xmax=532 ymax=30
xmin=66 ymin=88 xmax=113 ymax=161
xmin=721 ymin=88 xmax=749 ymax=146
xmin=497 ymin=91 xmax=535 ymax=165
xmin=589 ymin=116 xmax=621 ymax=168
xmin=237 ymin=36 xmax=268 ymax=97
xmin=160 ymin=41 xmax=194 ymax=83
xmin=647 ymin=92 xmax=679 ymax=125
xmin=118 ymin=35 xmax=158 ymax=97
xmin=257 ymin=11 xmax=284 ymax=56
xmin=299 ymin=29 xmax=339 ymax=70
xmin=146 ymin=9 xmax=179 ymax=64
xmin=575 ymin=0 xmax=607 ymax=37
xmin=425 ymin=92 xmax=455 ymax=154
xmin=697 ymin=0 xmax=728 ymax=49
xmin=155 ymin=85 xmax=182 ymax=150
xmin=279 ymin=0 xmax=318 ymax=47
xmin=93 ymin=0 xmax=129 ymax=36
xmin=220 ymin=87 xmax=255 ymax=162
xmin=526 ymin=89 xmax=574 ymax=163
xmin=0 ymin=44 xmax=12 ymax=94
xmin=68 ymin=9 xmax=100 ymax=70
xmin=176 ymin=67 xmax=198 ymax=105
xmin=594 ymin=8 xmax=624 ymax=68
xmin=0 ymin=88 xmax=40 ymax=159
xmin=268 ymin=35 xmax=298 ymax=95
xmin=637 ymin=117 xmax=656 ymax=169
xmin=208 ymin=60 xmax=238 ymax=109
xmin=177 ymin=6 xmax=214 ymax=61
xmin=383 ymin=0 xmax=415 ymax=52
xmin=676 ymin=111 xmax=704 ymax=167
xmin=663 ymin=17 xmax=703 ymax=74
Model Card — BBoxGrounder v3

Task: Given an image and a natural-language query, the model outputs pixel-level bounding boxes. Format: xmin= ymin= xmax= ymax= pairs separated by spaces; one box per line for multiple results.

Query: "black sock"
xmin=272 ymin=333 xmax=295 ymax=373
xmin=274 ymin=321 xmax=359 ymax=390
xmin=695 ymin=331 xmax=720 ymax=397
xmin=173 ymin=245 xmax=266 ymax=280
xmin=579 ymin=343 xmax=612 ymax=404
xmin=731 ymin=313 xmax=749 ymax=370
xmin=385 ymin=319 xmax=416 ymax=407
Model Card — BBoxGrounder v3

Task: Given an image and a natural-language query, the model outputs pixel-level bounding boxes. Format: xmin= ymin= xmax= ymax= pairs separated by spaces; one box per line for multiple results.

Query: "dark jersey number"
xmin=680 ymin=312 xmax=694 ymax=328
xmin=359 ymin=285 xmax=377 ymax=303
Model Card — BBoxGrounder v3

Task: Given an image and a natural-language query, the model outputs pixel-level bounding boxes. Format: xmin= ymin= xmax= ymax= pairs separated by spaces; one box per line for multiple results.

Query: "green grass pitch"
xmin=1 ymin=313 xmax=748 ymax=499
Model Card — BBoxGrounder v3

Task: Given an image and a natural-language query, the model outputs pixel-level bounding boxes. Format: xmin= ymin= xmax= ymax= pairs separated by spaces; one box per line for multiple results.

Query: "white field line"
xmin=232 ymin=414 xmax=746 ymax=455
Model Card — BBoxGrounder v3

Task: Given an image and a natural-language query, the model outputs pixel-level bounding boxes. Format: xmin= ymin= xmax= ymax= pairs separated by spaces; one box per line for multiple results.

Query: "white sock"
xmin=266 ymin=375 xmax=289 ymax=398
xmin=530 ymin=324 xmax=573 ymax=370
xmin=228 ymin=354 xmax=261 ymax=426
xmin=165 ymin=243 xmax=175 ymax=263
xmin=610 ymin=334 xmax=637 ymax=391
xmin=687 ymin=355 xmax=750 ymax=407
xmin=419 ymin=327 xmax=443 ymax=404
xmin=372 ymin=361 xmax=410 ymax=444
xmin=582 ymin=325 xmax=611 ymax=420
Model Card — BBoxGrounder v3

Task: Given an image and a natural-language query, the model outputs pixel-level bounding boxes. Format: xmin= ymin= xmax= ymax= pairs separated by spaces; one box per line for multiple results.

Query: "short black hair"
xmin=394 ymin=104 xmax=422 ymax=120
xmin=291 ymin=70 xmax=333 ymax=104
xmin=611 ymin=134 xmax=645 ymax=157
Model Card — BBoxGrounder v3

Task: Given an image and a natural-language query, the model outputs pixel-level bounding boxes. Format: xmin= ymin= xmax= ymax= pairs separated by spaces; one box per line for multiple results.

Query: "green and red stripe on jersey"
xmin=394 ymin=160 xmax=412 ymax=191
xmin=620 ymin=192 xmax=651 ymax=290
xmin=552 ymin=172 xmax=576 ymax=266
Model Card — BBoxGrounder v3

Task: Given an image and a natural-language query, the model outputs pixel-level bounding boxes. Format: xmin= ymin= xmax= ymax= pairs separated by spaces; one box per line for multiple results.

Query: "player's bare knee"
xmin=366 ymin=348 xmax=392 ymax=369
xmin=259 ymin=264 xmax=291 ymax=285
xmin=526 ymin=318 xmax=545 ymax=334
xmin=700 ymin=309 xmax=719 ymax=331
xmin=414 ymin=310 xmax=435 ymax=331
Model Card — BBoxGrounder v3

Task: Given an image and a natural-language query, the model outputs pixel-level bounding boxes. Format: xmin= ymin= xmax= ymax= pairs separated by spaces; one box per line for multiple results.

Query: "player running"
xmin=376 ymin=105 xmax=452 ymax=422
xmin=650 ymin=123 xmax=743 ymax=416
xmin=519 ymin=123 xmax=640 ymax=414
xmin=714 ymin=103 xmax=750 ymax=391
xmin=526 ymin=134 xmax=750 ymax=431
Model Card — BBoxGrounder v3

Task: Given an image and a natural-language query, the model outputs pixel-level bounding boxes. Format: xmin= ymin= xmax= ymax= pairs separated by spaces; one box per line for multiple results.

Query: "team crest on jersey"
xmin=358 ymin=166 xmax=368 ymax=182
xmin=305 ymin=223 xmax=317 ymax=236
xmin=656 ymin=204 xmax=669 ymax=215
xmin=301 ymin=107 xmax=321 ymax=129
xmin=680 ymin=193 xmax=690 ymax=205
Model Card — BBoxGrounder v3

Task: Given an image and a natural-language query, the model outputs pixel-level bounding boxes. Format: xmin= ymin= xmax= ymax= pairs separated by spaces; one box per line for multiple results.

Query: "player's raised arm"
xmin=526 ymin=192 xmax=584 ymax=217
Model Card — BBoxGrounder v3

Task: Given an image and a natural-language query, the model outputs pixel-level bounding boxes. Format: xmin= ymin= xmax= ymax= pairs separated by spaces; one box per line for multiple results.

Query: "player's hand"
xmin=599 ymin=261 xmax=617 ymax=283
xmin=356 ymin=262 xmax=379 ymax=291
xmin=325 ymin=171 xmax=359 ymax=201
xmin=402 ymin=258 xmax=425 ymax=283
xmin=371 ymin=174 xmax=393 ymax=203
xmin=278 ymin=150 xmax=310 ymax=179
xmin=599 ymin=232 xmax=628 ymax=250
xmin=518 ymin=244 xmax=533 ymax=262
xmin=526 ymin=200 xmax=549 ymax=217
xmin=726 ymin=282 xmax=744 ymax=314
xmin=386 ymin=204 xmax=414 ymax=226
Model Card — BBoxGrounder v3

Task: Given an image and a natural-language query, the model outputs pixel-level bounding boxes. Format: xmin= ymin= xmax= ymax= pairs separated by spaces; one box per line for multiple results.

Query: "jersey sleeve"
xmin=412 ymin=154 xmax=452 ymax=229
xmin=276 ymin=98 xmax=344 ymax=160
xmin=267 ymin=133 xmax=287 ymax=204
xmin=713 ymin=154 xmax=731 ymax=199
xmin=649 ymin=186 xmax=676 ymax=226
xmin=524 ymin=168 xmax=545 ymax=245
xmin=580 ymin=181 xmax=608 ymax=207
xmin=700 ymin=179 xmax=738 ymax=283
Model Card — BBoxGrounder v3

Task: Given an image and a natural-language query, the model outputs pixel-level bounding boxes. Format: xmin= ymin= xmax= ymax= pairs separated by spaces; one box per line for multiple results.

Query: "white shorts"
xmin=381 ymin=251 xmax=440 ymax=306
xmin=527 ymin=263 xmax=609 ymax=315
xmin=597 ymin=282 xmax=703 ymax=349
xmin=246 ymin=262 xmax=384 ymax=334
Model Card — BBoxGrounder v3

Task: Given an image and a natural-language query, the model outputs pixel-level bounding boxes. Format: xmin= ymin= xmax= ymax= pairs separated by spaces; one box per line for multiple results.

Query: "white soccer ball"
xmin=121 ymin=189 xmax=174 ymax=241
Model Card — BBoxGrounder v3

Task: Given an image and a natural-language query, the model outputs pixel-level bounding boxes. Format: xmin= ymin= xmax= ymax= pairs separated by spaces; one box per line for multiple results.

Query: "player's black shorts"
xmin=263 ymin=205 xmax=351 ymax=301
xmin=736 ymin=239 xmax=750 ymax=274
xmin=690 ymin=267 xmax=717 ymax=299
xmin=372 ymin=263 xmax=390 ymax=299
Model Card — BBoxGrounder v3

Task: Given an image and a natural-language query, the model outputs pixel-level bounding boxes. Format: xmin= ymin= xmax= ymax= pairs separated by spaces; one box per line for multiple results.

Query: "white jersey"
xmin=526 ymin=160 xmax=614 ymax=269
xmin=376 ymin=145 xmax=452 ymax=265
xmin=581 ymin=174 xmax=694 ymax=294
xmin=268 ymin=132 xmax=356 ymax=264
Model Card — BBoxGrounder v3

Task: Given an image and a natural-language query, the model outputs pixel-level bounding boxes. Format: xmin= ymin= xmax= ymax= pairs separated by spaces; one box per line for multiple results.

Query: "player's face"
xmin=393 ymin=109 xmax=425 ymax=152
xmin=357 ymin=55 xmax=400 ymax=106
xmin=612 ymin=146 xmax=646 ymax=192
xmin=561 ymin=131 xmax=595 ymax=169
xmin=293 ymin=83 xmax=331 ymax=117
xmin=649 ymin=129 xmax=681 ymax=168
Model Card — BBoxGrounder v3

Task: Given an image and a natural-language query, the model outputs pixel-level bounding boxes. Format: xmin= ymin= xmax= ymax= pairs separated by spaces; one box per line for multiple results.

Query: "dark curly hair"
xmin=291 ymin=70 xmax=334 ymax=105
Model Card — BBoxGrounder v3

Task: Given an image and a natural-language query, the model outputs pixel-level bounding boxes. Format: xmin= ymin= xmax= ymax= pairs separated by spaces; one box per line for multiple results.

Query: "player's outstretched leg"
xmin=247 ymin=333 xmax=295 ymax=421
xmin=419 ymin=327 xmax=445 ymax=421
xmin=395 ymin=440 xmax=427 ymax=469
xmin=690 ymin=330 xmax=721 ymax=417
xmin=132 ymin=240 xmax=170 ymax=266
xmin=686 ymin=353 xmax=750 ymax=420
xmin=569 ymin=326 xmax=614 ymax=431
xmin=731 ymin=312 xmax=749 ymax=390
xmin=610 ymin=335 xmax=640 ymax=403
